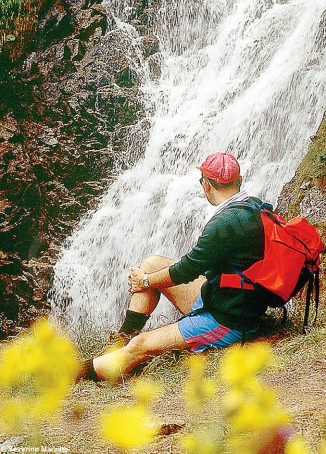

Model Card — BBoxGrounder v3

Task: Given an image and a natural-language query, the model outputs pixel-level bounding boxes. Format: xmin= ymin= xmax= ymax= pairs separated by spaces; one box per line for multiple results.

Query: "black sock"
xmin=119 ymin=309 xmax=150 ymax=335
xmin=83 ymin=358 xmax=100 ymax=382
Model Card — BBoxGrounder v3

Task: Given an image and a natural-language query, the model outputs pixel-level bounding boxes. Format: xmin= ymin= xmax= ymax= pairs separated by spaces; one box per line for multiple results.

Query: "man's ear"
xmin=203 ymin=179 xmax=211 ymax=192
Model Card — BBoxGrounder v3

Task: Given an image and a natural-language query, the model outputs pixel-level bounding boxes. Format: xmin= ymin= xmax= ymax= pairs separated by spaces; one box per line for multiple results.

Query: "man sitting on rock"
xmin=81 ymin=152 xmax=267 ymax=381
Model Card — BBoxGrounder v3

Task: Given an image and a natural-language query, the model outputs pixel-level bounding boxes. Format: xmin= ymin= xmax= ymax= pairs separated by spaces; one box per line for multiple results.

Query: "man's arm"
xmin=129 ymin=214 xmax=229 ymax=292
xmin=168 ymin=215 xmax=228 ymax=285
xmin=129 ymin=266 xmax=174 ymax=293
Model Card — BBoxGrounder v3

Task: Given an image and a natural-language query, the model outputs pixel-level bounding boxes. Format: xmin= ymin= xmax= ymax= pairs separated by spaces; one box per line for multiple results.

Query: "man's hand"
xmin=128 ymin=264 xmax=175 ymax=294
xmin=128 ymin=266 xmax=146 ymax=293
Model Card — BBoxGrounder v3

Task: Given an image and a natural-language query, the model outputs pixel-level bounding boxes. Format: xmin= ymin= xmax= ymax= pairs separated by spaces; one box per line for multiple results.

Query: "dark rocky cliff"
xmin=0 ymin=0 xmax=159 ymax=338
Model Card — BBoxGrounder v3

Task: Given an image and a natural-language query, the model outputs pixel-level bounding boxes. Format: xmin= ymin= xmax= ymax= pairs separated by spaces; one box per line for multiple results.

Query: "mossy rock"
xmin=277 ymin=117 xmax=326 ymax=302
xmin=277 ymin=117 xmax=326 ymax=222
xmin=115 ymin=67 xmax=137 ymax=88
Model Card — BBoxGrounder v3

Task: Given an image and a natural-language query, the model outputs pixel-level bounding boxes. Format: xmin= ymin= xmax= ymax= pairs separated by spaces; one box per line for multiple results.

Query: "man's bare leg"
xmin=80 ymin=255 xmax=205 ymax=381
xmin=128 ymin=255 xmax=205 ymax=315
xmin=116 ymin=255 xmax=204 ymax=338
xmin=94 ymin=322 xmax=187 ymax=379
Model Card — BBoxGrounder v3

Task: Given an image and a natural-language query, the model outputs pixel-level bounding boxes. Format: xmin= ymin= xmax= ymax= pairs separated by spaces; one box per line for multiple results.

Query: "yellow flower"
xmin=130 ymin=378 xmax=162 ymax=405
xmin=285 ymin=435 xmax=310 ymax=454
xmin=220 ymin=343 xmax=272 ymax=386
xmin=184 ymin=377 xmax=217 ymax=412
xmin=183 ymin=355 xmax=217 ymax=412
xmin=32 ymin=318 xmax=55 ymax=342
xmin=181 ymin=433 xmax=199 ymax=452
xmin=230 ymin=400 xmax=290 ymax=432
xmin=225 ymin=383 xmax=277 ymax=414
xmin=219 ymin=341 xmax=292 ymax=453
xmin=319 ymin=442 xmax=326 ymax=454
xmin=181 ymin=432 xmax=218 ymax=454
xmin=187 ymin=355 xmax=206 ymax=377
xmin=255 ymin=386 xmax=278 ymax=408
xmin=100 ymin=404 xmax=159 ymax=449
xmin=0 ymin=318 xmax=79 ymax=432
xmin=33 ymin=391 xmax=63 ymax=417
xmin=0 ymin=399 xmax=26 ymax=431
xmin=222 ymin=388 xmax=244 ymax=414
xmin=201 ymin=378 xmax=217 ymax=397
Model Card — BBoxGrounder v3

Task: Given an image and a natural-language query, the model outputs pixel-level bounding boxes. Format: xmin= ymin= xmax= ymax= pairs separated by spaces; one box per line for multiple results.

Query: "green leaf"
xmin=5 ymin=33 xmax=16 ymax=41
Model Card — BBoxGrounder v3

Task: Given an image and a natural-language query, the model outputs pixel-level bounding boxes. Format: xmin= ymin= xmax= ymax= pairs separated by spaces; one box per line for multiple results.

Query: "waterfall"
xmin=49 ymin=0 xmax=326 ymax=345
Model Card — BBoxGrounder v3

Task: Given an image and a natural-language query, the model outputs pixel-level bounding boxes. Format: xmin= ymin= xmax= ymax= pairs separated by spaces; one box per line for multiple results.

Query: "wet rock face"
xmin=298 ymin=187 xmax=326 ymax=224
xmin=0 ymin=251 xmax=48 ymax=339
xmin=276 ymin=118 xmax=326 ymax=224
xmin=278 ymin=177 xmax=326 ymax=224
xmin=0 ymin=0 xmax=160 ymax=337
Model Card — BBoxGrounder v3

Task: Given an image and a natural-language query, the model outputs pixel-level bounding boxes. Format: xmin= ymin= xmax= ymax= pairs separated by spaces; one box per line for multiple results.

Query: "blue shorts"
xmin=177 ymin=295 xmax=256 ymax=352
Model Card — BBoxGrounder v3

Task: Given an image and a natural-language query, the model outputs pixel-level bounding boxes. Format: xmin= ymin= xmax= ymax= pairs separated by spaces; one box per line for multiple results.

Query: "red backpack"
xmin=219 ymin=201 xmax=324 ymax=330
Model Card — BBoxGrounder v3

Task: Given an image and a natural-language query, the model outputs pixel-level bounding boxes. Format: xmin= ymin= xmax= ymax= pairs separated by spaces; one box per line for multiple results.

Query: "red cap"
xmin=197 ymin=152 xmax=240 ymax=183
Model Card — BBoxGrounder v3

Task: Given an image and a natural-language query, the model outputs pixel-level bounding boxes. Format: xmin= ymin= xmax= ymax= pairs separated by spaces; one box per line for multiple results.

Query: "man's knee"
xmin=126 ymin=333 xmax=148 ymax=356
xmin=140 ymin=255 xmax=175 ymax=273
xmin=126 ymin=325 xmax=186 ymax=359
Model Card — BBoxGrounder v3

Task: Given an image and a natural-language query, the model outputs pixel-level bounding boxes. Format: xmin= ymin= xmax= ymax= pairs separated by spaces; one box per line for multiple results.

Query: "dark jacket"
xmin=169 ymin=197 xmax=267 ymax=330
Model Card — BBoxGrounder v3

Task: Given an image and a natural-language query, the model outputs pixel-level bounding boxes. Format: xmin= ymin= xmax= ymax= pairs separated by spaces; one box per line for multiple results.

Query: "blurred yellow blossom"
xmin=220 ymin=342 xmax=272 ymax=386
xmin=100 ymin=404 xmax=159 ymax=449
xmin=187 ymin=355 xmax=206 ymax=377
xmin=183 ymin=355 xmax=217 ymax=412
xmin=219 ymin=342 xmax=294 ymax=453
xmin=285 ymin=435 xmax=310 ymax=454
xmin=0 ymin=318 xmax=79 ymax=432
xmin=130 ymin=378 xmax=162 ymax=405
xmin=181 ymin=432 xmax=218 ymax=454
xmin=230 ymin=399 xmax=290 ymax=432
xmin=222 ymin=387 xmax=244 ymax=414
xmin=184 ymin=376 xmax=217 ymax=412
xmin=319 ymin=442 xmax=326 ymax=454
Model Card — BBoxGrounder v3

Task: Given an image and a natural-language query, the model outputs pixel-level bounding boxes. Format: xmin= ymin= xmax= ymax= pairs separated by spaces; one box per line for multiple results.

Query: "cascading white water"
xmin=50 ymin=0 xmax=326 ymax=344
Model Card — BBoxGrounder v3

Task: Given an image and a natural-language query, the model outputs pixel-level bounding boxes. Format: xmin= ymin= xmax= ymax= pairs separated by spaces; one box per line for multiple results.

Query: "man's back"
xmin=169 ymin=197 xmax=266 ymax=331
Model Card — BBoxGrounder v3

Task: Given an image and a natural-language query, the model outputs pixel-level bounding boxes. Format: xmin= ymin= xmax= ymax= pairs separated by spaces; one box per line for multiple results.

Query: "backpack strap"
xmin=220 ymin=271 xmax=255 ymax=290
xmin=226 ymin=199 xmax=274 ymax=212
xmin=303 ymin=269 xmax=319 ymax=332
xmin=313 ymin=269 xmax=320 ymax=325
xmin=281 ymin=306 xmax=288 ymax=325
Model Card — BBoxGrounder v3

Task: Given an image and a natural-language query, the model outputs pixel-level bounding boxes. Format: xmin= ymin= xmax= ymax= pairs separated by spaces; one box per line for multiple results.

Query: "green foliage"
xmin=0 ymin=0 xmax=43 ymax=62
xmin=0 ymin=0 xmax=21 ymax=57
xmin=0 ymin=0 xmax=20 ymax=23
xmin=5 ymin=33 xmax=16 ymax=41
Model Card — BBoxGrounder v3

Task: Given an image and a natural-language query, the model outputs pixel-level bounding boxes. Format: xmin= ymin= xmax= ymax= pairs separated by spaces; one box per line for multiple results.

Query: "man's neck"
xmin=211 ymin=188 xmax=240 ymax=206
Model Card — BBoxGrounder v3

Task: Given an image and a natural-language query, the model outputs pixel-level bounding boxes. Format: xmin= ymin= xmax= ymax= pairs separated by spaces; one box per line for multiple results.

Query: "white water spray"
xmin=50 ymin=0 xmax=326 ymax=343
